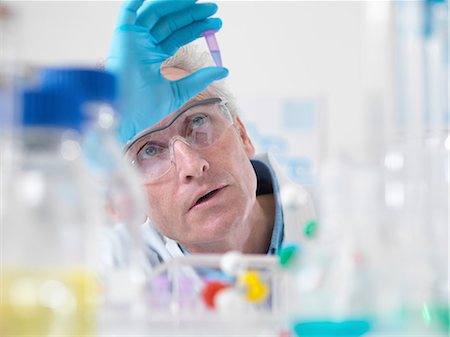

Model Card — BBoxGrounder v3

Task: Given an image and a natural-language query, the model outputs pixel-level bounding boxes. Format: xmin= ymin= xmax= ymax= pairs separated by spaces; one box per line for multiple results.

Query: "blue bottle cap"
xmin=40 ymin=67 xmax=117 ymax=104
xmin=21 ymin=89 xmax=83 ymax=131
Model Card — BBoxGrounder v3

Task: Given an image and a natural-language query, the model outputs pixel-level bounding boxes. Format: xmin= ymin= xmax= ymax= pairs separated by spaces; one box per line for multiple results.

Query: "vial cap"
xmin=40 ymin=67 xmax=117 ymax=104
xmin=21 ymin=89 xmax=83 ymax=131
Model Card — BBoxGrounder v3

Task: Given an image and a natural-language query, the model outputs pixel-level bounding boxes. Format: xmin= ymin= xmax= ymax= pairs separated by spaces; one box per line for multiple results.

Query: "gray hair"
xmin=161 ymin=45 xmax=238 ymax=118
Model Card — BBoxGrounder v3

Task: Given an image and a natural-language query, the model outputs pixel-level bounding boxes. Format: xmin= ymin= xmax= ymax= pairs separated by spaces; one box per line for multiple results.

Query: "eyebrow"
xmin=125 ymin=97 xmax=222 ymax=153
xmin=137 ymin=111 xmax=210 ymax=155
xmin=136 ymin=138 xmax=169 ymax=157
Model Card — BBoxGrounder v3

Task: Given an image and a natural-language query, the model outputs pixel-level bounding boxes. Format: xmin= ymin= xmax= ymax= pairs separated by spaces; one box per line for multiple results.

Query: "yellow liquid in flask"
xmin=0 ymin=267 xmax=100 ymax=337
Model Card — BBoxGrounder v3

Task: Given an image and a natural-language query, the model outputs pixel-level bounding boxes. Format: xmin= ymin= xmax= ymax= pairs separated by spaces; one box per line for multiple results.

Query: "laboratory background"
xmin=0 ymin=0 xmax=448 ymax=336
xmin=5 ymin=1 xmax=373 ymax=177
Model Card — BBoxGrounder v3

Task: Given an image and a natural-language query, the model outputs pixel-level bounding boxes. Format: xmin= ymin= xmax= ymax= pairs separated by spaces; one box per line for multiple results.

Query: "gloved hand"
xmin=106 ymin=0 xmax=229 ymax=144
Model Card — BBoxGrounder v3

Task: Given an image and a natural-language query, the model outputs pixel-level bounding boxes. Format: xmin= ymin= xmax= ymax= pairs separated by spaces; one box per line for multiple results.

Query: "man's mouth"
xmin=191 ymin=187 xmax=225 ymax=209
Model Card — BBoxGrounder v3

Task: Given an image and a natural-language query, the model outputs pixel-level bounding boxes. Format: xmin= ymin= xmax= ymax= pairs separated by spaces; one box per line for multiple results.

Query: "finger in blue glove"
xmin=107 ymin=0 xmax=229 ymax=145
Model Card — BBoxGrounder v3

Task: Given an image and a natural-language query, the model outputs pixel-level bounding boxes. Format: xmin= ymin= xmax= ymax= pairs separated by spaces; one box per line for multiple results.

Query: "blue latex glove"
xmin=106 ymin=0 xmax=229 ymax=144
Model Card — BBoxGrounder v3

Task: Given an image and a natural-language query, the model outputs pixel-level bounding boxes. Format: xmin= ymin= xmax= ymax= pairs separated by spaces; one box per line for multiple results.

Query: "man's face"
xmin=140 ymin=67 xmax=257 ymax=251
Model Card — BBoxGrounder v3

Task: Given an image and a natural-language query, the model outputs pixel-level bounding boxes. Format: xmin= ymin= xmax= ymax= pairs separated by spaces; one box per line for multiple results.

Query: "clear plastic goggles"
xmin=125 ymin=97 xmax=233 ymax=183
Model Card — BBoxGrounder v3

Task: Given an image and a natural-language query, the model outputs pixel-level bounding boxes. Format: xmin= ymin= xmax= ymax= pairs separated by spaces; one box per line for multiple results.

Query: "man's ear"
xmin=234 ymin=116 xmax=255 ymax=158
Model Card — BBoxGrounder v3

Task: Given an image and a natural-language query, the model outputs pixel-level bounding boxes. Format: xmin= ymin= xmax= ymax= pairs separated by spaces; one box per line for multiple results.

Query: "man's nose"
xmin=171 ymin=138 xmax=209 ymax=183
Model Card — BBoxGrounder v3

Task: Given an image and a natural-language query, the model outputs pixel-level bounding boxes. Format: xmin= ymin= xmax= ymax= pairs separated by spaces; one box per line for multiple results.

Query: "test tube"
xmin=201 ymin=29 xmax=223 ymax=67
xmin=150 ymin=275 xmax=171 ymax=311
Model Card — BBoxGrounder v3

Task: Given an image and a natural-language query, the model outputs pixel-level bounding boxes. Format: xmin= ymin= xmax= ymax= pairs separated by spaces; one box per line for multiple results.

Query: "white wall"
xmin=5 ymin=0 xmax=368 ymax=170
xmin=7 ymin=1 xmax=122 ymax=66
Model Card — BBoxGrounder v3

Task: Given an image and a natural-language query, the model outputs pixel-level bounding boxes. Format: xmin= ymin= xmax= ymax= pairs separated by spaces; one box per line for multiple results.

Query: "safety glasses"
xmin=125 ymin=97 xmax=234 ymax=184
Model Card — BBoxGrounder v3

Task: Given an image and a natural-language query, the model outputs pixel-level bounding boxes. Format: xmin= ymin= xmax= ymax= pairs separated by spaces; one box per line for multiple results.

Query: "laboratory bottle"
xmin=383 ymin=134 xmax=447 ymax=336
xmin=0 ymin=88 xmax=105 ymax=336
xmin=39 ymin=67 xmax=153 ymax=333
xmin=39 ymin=68 xmax=147 ymax=259
xmin=422 ymin=1 xmax=449 ymax=333
xmin=288 ymin=157 xmax=379 ymax=337
xmin=380 ymin=1 xmax=449 ymax=334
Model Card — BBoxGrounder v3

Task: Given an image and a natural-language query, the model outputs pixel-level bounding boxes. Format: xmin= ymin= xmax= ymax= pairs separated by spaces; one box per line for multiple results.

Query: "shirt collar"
xmin=251 ymin=158 xmax=284 ymax=255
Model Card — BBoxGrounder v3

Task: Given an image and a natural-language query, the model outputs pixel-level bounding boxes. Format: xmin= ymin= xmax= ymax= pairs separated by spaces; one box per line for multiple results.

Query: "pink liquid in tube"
xmin=201 ymin=30 xmax=223 ymax=67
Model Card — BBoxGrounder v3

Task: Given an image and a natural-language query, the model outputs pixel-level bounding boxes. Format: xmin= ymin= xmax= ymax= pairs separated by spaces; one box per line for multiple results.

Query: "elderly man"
xmin=107 ymin=0 xmax=315 ymax=262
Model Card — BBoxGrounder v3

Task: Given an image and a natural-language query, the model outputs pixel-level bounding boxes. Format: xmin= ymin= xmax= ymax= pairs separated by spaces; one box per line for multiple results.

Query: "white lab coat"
xmin=141 ymin=153 xmax=316 ymax=265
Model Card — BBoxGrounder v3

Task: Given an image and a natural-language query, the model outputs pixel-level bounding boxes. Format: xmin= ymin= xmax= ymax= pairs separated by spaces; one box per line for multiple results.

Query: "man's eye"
xmin=191 ymin=114 xmax=208 ymax=128
xmin=138 ymin=143 xmax=165 ymax=160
